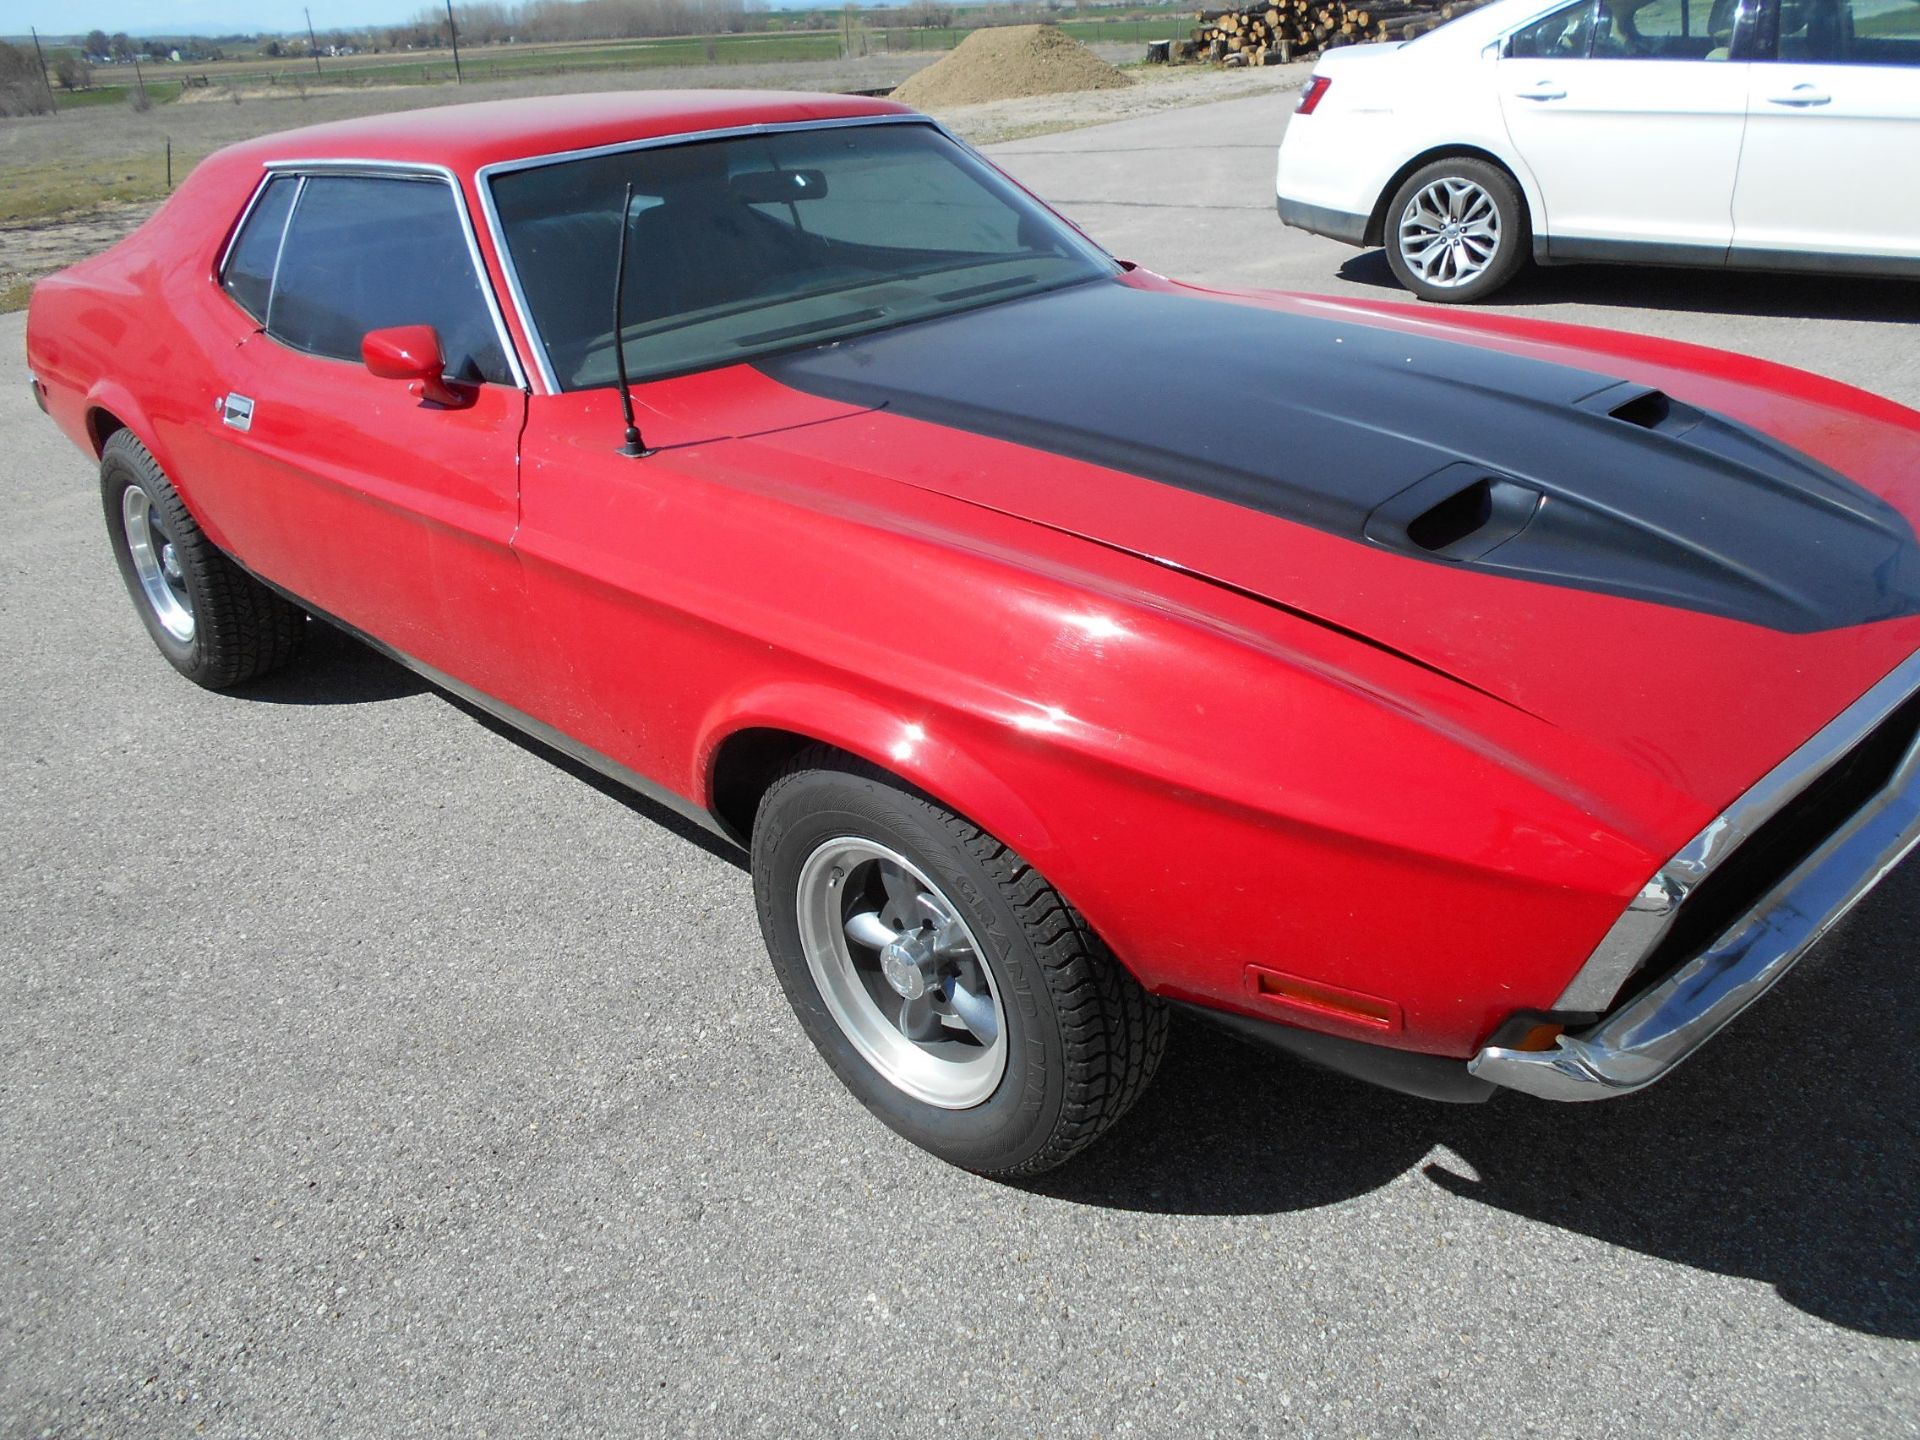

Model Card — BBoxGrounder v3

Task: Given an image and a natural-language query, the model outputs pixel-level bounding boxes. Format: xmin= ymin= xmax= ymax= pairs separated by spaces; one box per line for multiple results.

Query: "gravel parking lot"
xmin=4 ymin=90 xmax=1917 ymax=1439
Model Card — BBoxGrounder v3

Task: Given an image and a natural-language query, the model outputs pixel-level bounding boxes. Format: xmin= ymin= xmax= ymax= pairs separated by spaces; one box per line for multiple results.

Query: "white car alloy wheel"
xmin=1383 ymin=157 xmax=1529 ymax=303
xmin=1397 ymin=177 xmax=1502 ymax=290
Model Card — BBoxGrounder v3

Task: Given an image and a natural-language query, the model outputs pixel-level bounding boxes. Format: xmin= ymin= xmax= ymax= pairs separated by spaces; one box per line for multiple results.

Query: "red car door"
xmin=192 ymin=169 xmax=536 ymax=702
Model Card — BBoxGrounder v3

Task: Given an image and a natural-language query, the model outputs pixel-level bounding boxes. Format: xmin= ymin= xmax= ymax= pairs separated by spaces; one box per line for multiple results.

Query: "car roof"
xmin=215 ymin=90 xmax=920 ymax=176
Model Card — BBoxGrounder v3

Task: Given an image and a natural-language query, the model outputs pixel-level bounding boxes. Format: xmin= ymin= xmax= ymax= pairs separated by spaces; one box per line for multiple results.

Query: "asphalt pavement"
xmin=988 ymin=89 xmax=1920 ymax=411
xmin=3 ymin=91 xmax=1918 ymax=1438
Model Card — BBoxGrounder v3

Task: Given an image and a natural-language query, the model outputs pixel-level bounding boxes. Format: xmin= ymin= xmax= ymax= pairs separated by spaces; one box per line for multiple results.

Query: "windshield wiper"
xmin=732 ymin=307 xmax=888 ymax=346
xmin=934 ymin=273 xmax=1042 ymax=302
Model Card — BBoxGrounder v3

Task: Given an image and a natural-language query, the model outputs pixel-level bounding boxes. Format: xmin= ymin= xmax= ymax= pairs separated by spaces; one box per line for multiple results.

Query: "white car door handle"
xmin=1514 ymin=83 xmax=1567 ymax=101
xmin=1767 ymin=85 xmax=1832 ymax=106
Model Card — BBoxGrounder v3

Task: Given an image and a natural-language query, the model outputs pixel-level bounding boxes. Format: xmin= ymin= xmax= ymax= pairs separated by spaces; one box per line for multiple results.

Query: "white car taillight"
xmin=1297 ymin=76 xmax=1332 ymax=114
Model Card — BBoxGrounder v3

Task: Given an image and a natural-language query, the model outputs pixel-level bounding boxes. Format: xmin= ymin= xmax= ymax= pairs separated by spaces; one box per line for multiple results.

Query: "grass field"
xmin=3 ymin=47 xmax=946 ymax=229
xmin=41 ymin=13 xmax=1198 ymax=96
xmin=0 ymin=14 xmax=1219 ymax=265
xmin=50 ymin=81 xmax=187 ymax=109
xmin=0 ymin=154 xmax=190 ymax=225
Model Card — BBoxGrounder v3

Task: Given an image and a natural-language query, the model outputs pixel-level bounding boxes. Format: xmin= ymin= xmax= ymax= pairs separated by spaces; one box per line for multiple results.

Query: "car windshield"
xmin=489 ymin=121 xmax=1119 ymax=391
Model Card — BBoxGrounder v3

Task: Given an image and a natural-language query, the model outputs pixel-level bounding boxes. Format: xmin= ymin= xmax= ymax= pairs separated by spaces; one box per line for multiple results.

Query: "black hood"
xmin=758 ymin=280 xmax=1920 ymax=635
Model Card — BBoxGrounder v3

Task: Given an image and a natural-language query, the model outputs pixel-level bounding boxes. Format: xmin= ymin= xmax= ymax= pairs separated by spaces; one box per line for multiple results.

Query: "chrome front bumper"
xmin=1472 ymin=650 xmax=1920 ymax=1102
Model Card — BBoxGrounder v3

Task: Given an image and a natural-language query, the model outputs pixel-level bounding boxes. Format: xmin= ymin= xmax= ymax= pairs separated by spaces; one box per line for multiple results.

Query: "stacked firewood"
xmin=1175 ymin=0 xmax=1489 ymax=64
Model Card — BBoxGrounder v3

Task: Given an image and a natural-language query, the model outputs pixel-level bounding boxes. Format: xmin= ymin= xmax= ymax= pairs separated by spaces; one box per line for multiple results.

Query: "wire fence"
xmin=101 ymin=17 xmax=1195 ymax=94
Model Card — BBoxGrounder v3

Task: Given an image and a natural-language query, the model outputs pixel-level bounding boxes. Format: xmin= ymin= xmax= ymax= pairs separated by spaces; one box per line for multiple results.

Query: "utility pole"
xmin=445 ymin=0 xmax=464 ymax=82
xmin=305 ymin=7 xmax=322 ymax=75
xmin=28 ymin=26 xmax=57 ymax=112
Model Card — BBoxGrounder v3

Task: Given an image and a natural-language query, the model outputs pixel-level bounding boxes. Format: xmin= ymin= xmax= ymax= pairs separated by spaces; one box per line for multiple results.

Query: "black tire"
xmin=100 ymin=429 xmax=306 ymax=690
xmin=1382 ymin=157 xmax=1530 ymax=304
xmin=752 ymin=748 xmax=1167 ymax=1176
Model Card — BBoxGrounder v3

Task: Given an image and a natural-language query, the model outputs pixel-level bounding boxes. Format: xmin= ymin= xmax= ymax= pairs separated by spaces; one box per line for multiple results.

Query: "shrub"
xmin=0 ymin=40 xmax=52 ymax=116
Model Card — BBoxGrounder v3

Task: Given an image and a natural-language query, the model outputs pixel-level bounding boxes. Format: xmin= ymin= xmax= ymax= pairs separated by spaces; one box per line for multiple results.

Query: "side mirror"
xmin=361 ymin=325 xmax=471 ymax=408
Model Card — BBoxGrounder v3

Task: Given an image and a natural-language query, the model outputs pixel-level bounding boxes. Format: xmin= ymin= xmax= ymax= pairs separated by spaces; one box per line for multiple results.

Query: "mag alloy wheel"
xmin=121 ymin=484 xmax=196 ymax=644
xmin=1397 ymin=177 xmax=1502 ymax=290
xmin=1383 ymin=158 xmax=1529 ymax=304
xmin=753 ymin=750 xmax=1166 ymax=1174
xmin=99 ymin=430 xmax=306 ymax=689
xmin=793 ymin=837 xmax=1008 ymax=1109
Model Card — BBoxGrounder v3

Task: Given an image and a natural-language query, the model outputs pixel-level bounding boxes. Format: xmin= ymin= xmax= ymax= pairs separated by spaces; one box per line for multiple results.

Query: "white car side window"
xmin=1776 ymin=0 xmax=1920 ymax=63
xmin=1507 ymin=0 xmax=1744 ymax=56
xmin=1592 ymin=0 xmax=1742 ymax=55
xmin=1506 ymin=0 xmax=1600 ymax=56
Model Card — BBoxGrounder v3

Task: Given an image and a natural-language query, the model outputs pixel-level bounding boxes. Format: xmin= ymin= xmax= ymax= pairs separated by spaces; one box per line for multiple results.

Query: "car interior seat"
xmin=626 ymin=151 xmax=815 ymax=325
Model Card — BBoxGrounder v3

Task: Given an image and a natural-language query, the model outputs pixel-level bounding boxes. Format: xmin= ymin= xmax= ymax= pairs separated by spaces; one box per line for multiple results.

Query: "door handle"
xmin=1766 ymin=84 xmax=1832 ymax=106
xmin=216 ymin=392 xmax=255 ymax=432
xmin=1514 ymin=83 xmax=1567 ymax=100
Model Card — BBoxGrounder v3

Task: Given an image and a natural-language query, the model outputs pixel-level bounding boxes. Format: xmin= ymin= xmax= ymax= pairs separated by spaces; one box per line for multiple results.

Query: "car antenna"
xmin=611 ymin=181 xmax=652 ymax=459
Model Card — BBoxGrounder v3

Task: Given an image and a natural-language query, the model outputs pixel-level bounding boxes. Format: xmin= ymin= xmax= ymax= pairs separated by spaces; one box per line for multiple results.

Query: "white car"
xmin=1275 ymin=0 xmax=1920 ymax=301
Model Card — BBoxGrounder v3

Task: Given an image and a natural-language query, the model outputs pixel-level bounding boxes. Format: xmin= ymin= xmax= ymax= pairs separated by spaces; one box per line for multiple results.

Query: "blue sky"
xmin=16 ymin=0 xmax=434 ymax=36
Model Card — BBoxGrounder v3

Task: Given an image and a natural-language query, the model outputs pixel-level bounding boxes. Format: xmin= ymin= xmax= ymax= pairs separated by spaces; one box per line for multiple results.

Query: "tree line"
xmin=396 ymin=0 xmax=758 ymax=45
xmin=47 ymin=2 xmax=980 ymax=69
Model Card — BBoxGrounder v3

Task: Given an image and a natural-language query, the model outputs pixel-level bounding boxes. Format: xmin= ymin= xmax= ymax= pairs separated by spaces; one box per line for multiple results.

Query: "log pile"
xmin=1171 ymin=0 xmax=1490 ymax=64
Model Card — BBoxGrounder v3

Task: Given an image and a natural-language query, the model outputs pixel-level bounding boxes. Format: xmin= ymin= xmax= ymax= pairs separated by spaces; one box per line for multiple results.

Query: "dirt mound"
xmin=892 ymin=25 xmax=1128 ymax=109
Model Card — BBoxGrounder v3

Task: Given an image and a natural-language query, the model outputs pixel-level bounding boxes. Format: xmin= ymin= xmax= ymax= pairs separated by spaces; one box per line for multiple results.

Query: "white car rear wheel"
xmin=1384 ymin=158 xmax=1530 ymax=304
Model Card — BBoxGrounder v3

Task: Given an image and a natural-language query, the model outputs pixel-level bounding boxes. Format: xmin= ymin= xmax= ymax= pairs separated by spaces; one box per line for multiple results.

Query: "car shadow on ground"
xmin=1333 ymin=248 xmax=1920 ymax=325
xmin=230 ymin=627 xmax=1914 ymax=1337
xmin=1027 ymin=886 xmax=1920 ymax=1341
xmin=236 ymin=619 xmax=429 ymax=705
xmin=232 ymin=622 xmax=748 ymax=867
xmin=448 ymin=693 xmax=751 ymax=870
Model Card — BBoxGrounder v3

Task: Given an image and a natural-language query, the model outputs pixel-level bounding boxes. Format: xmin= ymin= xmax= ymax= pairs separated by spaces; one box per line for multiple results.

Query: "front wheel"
xmin=1383 ymin=158 xmax=1530 ymax=304
xmin=751 ymin=750 xmax=1167 ymax=1176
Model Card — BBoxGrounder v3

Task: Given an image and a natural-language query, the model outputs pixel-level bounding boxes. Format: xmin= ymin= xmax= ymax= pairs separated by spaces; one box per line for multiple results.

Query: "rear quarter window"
xmin=220 ymin=175 xmax=297 ymax=323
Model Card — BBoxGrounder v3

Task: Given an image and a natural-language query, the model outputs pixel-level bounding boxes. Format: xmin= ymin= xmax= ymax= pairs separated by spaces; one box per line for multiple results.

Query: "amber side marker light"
xmin=1507 ymin=1022 xmax=1567 ymax=1052
xmin=1244 ymin=964 xmax=1402 ymax=1033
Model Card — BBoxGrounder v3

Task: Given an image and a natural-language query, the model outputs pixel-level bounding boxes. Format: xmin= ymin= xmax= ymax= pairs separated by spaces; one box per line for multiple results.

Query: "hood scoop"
xmin=1367 ymin=466 xmax=1544 ymax=562
xmin=1599 ymin=384 xmax=1692 ymax=433
xmin=1360 ymin=379 xmax=1920 ymax=633
xmin=760 ymin=281 xmax=1920 ymax=635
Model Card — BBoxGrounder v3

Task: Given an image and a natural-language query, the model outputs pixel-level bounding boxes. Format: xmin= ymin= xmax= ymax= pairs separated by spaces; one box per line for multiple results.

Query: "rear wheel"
xmin=100 ymin=430 xmax=306 ymax=689
xmin=1383 ymin=157 xmax=1529 ymax=303
xmin=751 ymin=749 xmax=1167 ymax=1176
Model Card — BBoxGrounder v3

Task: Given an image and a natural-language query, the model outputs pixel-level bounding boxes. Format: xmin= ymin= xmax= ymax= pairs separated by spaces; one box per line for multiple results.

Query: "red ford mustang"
xmin=26 ymin=91 xmax=1920 ymax=1175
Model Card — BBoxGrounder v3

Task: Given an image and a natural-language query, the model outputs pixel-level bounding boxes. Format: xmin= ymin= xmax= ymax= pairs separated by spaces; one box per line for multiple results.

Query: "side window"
xmin=1591 ymin=0 xmax=1732 ymax=56
xmin=266 ymin=174 xmax=512 ymax=385
xmin=1779 ymin=0 xmax=1920 ymax=63
xmin=220 ymin=175 xmax=297 ymax=323
xmin=1507 ymin=1 xmax=1599 ymax=56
